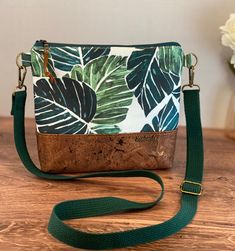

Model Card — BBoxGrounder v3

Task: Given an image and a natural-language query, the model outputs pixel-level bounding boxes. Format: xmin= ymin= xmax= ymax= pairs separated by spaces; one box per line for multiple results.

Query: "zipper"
xmin=35 ymin=39 xmax=181 ymax=48
xmin=39 ymin=39 xmax=182 ymax=83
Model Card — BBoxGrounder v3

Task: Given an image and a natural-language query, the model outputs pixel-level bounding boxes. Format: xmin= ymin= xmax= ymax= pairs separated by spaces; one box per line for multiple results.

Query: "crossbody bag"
xmin=11 ymin=40 xmax=203 ymax=250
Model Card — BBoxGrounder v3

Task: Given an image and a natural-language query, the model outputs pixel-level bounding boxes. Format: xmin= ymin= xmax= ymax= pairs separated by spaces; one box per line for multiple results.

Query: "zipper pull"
xmin=42 ymin=41 xmax=56 ymax=83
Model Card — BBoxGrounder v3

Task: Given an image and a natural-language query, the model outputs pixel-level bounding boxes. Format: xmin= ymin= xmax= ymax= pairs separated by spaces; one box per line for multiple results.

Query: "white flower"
xmin=220 ymin=14 xmax=235 ymax=51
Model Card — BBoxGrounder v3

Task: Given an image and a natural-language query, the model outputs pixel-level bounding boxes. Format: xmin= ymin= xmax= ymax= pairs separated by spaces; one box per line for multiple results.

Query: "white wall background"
xmin=0 ymin=0 xmax=234 ymax=128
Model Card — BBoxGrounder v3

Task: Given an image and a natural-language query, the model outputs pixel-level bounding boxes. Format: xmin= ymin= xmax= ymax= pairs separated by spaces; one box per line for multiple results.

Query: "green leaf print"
xmin=34 ymin=77 xmax=96 ymax=134
xmin=69 ymin=55 xmax=134 ymax=133
xmin=50 ymin=46 xmax=111 ymax=71
xmin=126 ymin=46 xmax=183 ymax=116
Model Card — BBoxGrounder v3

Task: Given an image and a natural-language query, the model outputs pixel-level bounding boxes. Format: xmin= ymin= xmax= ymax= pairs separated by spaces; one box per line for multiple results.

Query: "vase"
xmin=225 ymin=90 xmax=235 ymax=139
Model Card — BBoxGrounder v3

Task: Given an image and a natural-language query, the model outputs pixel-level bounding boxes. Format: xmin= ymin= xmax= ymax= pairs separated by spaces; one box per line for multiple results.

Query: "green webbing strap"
xmin=11 ymin=89 xmax=203 ymax=250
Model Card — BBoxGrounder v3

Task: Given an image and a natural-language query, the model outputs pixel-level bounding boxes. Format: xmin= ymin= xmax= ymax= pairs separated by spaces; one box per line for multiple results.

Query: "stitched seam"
xmin=37 ymin=130 xmax=177 ymax=139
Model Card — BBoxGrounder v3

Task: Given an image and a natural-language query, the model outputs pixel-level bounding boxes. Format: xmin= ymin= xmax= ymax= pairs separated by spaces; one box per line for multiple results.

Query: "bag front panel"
xmin=24 ymin=41 xmax=184 ymax=172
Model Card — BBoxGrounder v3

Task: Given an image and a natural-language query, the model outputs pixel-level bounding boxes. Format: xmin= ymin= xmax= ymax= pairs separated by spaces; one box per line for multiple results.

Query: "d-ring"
xmin=16 ymin=52 xmax=24 ymax=68
xmin=188 ymin=53 xmax=198 ymax=67
xmin=16 ymin=52 xmax=27 ymax=89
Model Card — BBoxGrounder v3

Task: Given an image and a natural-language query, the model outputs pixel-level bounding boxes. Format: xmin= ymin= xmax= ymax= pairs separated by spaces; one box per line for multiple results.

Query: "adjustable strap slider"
xmin=180 ymin=180 xmax=202 ymax=196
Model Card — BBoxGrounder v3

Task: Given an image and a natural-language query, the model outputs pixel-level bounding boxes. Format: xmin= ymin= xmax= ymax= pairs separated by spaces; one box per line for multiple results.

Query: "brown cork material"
xmin=36 ymin=130 xmax=177 ymax=173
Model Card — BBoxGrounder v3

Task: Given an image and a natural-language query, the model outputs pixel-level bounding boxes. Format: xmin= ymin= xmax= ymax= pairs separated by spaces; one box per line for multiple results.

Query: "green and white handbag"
xmin=12 ymin=39 xmax=203 ymax=250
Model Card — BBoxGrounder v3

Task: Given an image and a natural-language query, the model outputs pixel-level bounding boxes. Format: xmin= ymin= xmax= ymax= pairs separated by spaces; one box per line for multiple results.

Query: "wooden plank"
xmin=0 ymin=117 xmax=234 ymax=251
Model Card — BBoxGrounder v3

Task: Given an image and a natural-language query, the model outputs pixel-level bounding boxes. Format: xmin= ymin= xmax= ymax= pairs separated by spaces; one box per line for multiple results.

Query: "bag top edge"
xmin=34 ymin=40 xmax=182 ymax=48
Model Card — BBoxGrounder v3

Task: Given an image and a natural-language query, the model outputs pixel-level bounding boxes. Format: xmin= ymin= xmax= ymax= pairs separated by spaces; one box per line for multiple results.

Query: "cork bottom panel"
xmin=36 ymin=130 xmax=177 ymax=173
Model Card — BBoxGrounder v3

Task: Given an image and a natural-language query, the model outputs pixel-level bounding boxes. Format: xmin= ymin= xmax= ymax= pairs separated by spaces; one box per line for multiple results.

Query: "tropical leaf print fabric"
xmin=35 ymin=77 xmax=96 ymax=134
xmin=50 ymin=46 xmax=110 ymax=71
xmin=31 ymin=43 xmax=184 ymax=134
xmin=126 ymin=47 xmax=182 ymax=116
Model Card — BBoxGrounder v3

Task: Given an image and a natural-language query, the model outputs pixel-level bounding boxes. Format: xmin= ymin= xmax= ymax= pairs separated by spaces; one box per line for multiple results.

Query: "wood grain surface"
xmin=0 ymin=117 xmax=234 ymax=251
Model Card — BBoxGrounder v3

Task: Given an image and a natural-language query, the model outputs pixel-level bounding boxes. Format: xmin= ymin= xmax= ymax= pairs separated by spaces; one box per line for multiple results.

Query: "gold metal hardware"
xmin=16 ymin=52 xmax=23 ymax=68
xmin=182 ymin=53 xmax=200 ymax=91
xmin=189 ymin=66 xmax=195 ymax=87
xmin=180 ymin=180 xmax=202 ymax=196
xmin=189 ymin=53 xmax=198 ymax=67
xmin=16 ymin=52 xmax=27 ymax=90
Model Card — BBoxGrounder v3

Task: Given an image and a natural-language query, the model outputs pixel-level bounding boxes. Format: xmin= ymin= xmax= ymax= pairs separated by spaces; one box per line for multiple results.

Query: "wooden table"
xmin=0 ymin=117 xmax=234 ymax=251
